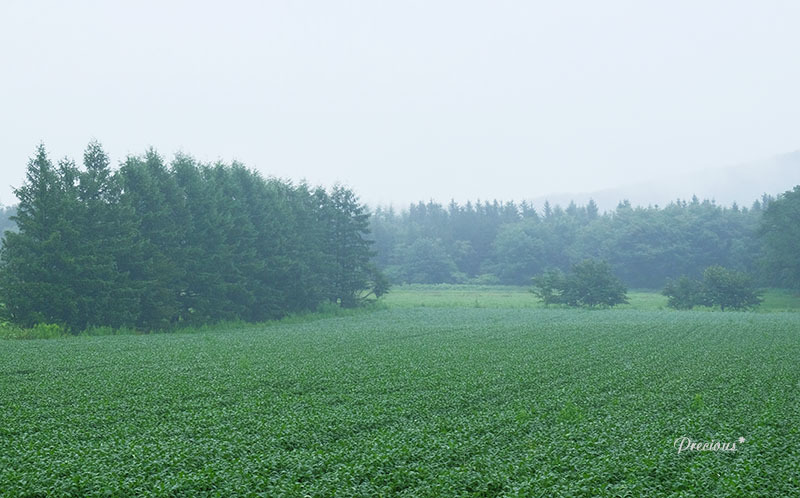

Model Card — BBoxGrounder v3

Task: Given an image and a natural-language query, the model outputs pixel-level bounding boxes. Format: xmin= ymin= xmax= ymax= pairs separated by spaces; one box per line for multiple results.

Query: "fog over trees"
xmin=370 ymin=190 xmax=797 ymax=290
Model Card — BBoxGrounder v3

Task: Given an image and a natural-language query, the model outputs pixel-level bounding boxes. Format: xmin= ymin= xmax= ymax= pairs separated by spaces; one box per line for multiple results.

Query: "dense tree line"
xmin=0 ymin=143 xmax=383 ymax=331
xmin=371 ymin=192 xmax=797 ymax=290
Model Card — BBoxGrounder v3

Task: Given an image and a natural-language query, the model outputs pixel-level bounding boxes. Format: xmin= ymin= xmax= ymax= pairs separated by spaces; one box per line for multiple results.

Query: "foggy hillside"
xmin=531 ymin=151 xmax=800 ymax=211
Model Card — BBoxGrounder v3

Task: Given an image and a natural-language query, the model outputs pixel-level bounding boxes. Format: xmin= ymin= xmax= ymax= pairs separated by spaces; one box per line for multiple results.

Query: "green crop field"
xmin=3 ymin=288 xmax=800 ymax=495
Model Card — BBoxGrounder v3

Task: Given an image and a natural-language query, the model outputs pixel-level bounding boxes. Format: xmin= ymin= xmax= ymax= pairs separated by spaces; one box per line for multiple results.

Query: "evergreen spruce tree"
xmin=0 ymin=145 xmax=78 ymax=327
xmin=118 ymin=150 xmax=187 ymax=329
xmin=72 ymin=141 xmax=139 ymax=329
xmin=326 ymin=185 xmax=376 ymax=307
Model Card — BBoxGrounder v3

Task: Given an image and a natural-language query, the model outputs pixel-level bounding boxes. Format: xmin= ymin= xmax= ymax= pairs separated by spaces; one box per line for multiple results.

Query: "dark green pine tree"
xmin=301 ymin=185 xmax=337 ymax=307
xmin=269 ymin=183 xmax=334 ymax=314
xmin=225 ymin=164 xmax=264 ymax=319
xmin=172 ymin=159 xmax=237 ymax=324
xmin=70 ymin=141 xmax=139 ymax=329
xmin=325 ymin=185 xmax=376 ymax=307
xmin=118 ymin=150 xmax=188 ymax=330
xmin=0 ymin=145 xmax=80 ymax=327
xmin=205 ymin=163 xmax=258 ymax=321
xmin=240 ymin=173 xmax=300 ymax=319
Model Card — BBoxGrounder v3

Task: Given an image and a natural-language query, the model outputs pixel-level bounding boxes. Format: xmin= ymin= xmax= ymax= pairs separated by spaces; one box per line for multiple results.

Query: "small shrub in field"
xmin=663 ymin=266 xmax=762 ymax=311
xmin=702 ymin=265 xmax=762 ymax=311
xmin=663 ymin=276 xmax=707 ymax=310
xmin=531 ymin=269 xmax=566 ymax=306
xmin=563 ymin=259 xmax=629 ymax=308
xmin=531 ymin=260 xmax=628 ymax=308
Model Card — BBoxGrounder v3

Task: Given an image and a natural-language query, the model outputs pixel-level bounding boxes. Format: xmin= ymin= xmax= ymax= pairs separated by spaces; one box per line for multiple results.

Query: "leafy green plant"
xmin=663 ymin=266 xmax=762 ymax=311
xmin=663 ymin=276 xmax=707 ymax=310
xmin=702 ymin=265 xmax=762 ymax=311
xmin=532 ymin=260 xmax=628 ymax=308
xmin=531 ymin=268 xmax=566 ymax=306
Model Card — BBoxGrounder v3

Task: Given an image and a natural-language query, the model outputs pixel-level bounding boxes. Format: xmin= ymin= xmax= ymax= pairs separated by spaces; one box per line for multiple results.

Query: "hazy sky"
xmin=2 ymin=0 xmax=799 ymax=207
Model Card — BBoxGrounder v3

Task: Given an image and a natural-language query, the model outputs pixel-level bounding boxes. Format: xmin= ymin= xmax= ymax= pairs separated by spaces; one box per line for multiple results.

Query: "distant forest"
xmin=370 ymin=191 xmax=799 ymax=290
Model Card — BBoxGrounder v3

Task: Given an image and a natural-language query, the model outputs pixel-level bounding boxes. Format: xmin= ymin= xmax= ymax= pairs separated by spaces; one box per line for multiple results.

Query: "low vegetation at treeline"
xmin=2 ymin=290 xmax=800 ymax=495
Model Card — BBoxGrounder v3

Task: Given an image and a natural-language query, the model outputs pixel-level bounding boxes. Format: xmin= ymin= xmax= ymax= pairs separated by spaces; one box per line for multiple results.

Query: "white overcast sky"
xmin=1 ymin=0 xmax=799 ymax=207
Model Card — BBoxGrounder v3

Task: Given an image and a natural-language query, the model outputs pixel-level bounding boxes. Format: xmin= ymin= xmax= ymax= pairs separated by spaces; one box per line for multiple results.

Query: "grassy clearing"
xmin=385 ymin=284 xmax=800 ymax=312
xmin=2 ymin=301 xmax=800 ymax=495
xmin=383 ymin=284 xmax=541 ymax=309
xmin=384 ymin=284 xmax=670 ymax=310
xmin=759 ymin=288 xmax=800 ymax=311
